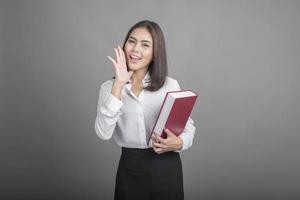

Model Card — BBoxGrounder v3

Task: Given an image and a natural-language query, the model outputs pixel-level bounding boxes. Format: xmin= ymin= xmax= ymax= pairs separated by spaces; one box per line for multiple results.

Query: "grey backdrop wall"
xmin=1 ymin=1 xmax=300 ymax=200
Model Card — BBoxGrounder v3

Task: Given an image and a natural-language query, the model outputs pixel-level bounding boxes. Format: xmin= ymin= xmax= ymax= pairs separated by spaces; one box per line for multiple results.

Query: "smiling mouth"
xmin=129 ymin=54 xmax=142 ymax=64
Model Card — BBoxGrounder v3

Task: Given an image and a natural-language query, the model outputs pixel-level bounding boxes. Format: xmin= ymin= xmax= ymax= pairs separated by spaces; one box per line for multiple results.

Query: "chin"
xmin=128 ymin=64 xmax=144 ymax=71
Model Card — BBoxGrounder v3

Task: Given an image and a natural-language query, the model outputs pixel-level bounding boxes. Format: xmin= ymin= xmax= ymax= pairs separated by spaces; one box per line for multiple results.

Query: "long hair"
xmin=122 ymin=20 xmax=168 ymax=91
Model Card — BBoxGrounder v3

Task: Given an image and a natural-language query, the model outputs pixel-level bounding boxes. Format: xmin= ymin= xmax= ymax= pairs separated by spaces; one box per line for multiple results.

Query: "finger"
xmin=153 ymin=146 xmax=164 ymax=154
xmin=153 ymin=147 xmax=159 ymax=153
xmin=107 ymin=56 xmax=117 ymax=66
xmin=157 ymin=149 xmax=167 ymax=154
xmin=152 ymin=140 xmax=166 ymax=149
xmin=151 ymin=136 xmax=158 ymax=146
xmin=151 ymin=136 xmax=157 ymax=143
xmin=152 ymin=138 xmax=166 ymax=149
xmin=114 ymin=48 xmax=120 ymax=63
xmin=154 ymin=133 xmax=167 ymax=144
xmin=118 ymin=46 xmax=125 ymax=64
xmin=154 ymin=147 xmax=166 ymax=154
xmin=118 ymin=46 xmax=125 ymax=63
xmin=164 ymin=128 xmax=176 ymax=137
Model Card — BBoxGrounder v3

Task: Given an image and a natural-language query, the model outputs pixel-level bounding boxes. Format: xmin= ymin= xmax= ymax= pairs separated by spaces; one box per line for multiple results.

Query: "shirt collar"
xmin=127 ymin=71 xmax=151 ymax=87
xmin=142 ymin=71 xmax=151 ymax=87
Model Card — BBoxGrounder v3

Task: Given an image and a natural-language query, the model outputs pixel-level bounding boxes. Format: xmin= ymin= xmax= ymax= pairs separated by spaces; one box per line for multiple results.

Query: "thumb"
xmin=107 ymin=56 xmax=117 ymax=68
xmin=164 ymin=128 xmax=175 ymax=137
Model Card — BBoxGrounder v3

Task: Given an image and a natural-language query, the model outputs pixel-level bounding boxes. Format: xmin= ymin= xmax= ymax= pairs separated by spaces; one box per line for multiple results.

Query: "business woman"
xmin=95 ymin=20 xmax=196 ymax=200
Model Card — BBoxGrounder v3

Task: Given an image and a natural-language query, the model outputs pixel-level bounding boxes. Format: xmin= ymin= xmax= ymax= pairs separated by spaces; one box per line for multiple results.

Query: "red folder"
xmin=147 ymin=90 xmax=198 ymax=145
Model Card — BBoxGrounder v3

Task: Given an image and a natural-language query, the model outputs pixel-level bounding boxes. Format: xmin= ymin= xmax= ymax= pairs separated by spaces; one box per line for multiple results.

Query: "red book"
xmin=147 ymin=90 xmax=198 ymax=145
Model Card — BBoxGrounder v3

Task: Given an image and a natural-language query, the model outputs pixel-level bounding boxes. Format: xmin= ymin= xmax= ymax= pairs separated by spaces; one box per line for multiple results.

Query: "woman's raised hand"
xmin=107 ymin=46 xmax=134 ymax=85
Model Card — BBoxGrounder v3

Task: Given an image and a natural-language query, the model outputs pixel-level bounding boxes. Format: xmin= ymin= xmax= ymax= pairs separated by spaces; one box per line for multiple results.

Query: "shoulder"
xmin=164 ymin=76 xmax=180 ymax=90
xmin=165 ymin=76 xmax=178 ymax=84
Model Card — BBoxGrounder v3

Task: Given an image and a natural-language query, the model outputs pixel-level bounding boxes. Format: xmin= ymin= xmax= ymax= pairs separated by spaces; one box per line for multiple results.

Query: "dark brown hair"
xmin=122 ymin=20 xmax=168 ymax=91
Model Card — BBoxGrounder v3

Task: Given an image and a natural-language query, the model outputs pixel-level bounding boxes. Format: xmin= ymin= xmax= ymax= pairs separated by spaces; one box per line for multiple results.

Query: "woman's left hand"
xmin=152 ymin=128 xmax=183 ymax=154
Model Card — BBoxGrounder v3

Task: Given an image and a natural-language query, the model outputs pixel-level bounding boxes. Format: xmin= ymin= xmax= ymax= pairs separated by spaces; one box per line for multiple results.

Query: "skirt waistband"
xmin=121 ymin=147 xmax=178 ymax=158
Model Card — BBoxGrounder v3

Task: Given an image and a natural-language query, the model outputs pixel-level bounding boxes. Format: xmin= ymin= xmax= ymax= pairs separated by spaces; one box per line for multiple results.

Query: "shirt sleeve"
xmin=173 ymin=80 xmax=196 ymax=152
xmin=95 ymin=82 xmax=123 ymax=140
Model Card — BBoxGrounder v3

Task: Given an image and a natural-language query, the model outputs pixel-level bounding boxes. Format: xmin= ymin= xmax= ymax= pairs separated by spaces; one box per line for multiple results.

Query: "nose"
xmin=133 ymin=43 xmax=141 ymax=52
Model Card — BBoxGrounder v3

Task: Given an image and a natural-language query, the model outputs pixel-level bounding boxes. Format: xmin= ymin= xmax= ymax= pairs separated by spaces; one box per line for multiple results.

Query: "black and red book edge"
xmin=147 ymin=90 xmax=198 ymax=145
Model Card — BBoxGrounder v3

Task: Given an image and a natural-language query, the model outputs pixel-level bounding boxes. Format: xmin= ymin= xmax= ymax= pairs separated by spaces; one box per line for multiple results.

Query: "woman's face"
xmin=124 ymin=27 xmax=153 ymax=71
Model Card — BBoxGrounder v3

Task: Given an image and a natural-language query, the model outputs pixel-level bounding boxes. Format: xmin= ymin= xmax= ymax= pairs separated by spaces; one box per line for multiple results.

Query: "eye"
xmin=127 ymin=39 xmax=135 ymax=43
xmin=142 ymin=43 xmax=149 ymax=47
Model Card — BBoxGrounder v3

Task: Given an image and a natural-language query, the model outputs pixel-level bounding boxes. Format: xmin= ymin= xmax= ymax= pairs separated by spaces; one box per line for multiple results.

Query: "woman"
xmin=95 ymin=20 xmax=196 ymax=200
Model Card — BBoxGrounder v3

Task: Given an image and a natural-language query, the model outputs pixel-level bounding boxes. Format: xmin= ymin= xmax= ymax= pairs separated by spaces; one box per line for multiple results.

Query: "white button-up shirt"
xmin=95 ymin=72 xmax=196 ymax=152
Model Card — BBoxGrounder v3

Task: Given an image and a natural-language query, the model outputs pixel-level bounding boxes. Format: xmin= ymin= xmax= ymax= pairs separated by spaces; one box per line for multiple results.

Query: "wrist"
xmin=113 ymin=80 xmax=126 ymax=87
xmin=175 ymin=137 xmax=183 ymax=151
xmin=112 ymin=81 xmax=125 ymax=100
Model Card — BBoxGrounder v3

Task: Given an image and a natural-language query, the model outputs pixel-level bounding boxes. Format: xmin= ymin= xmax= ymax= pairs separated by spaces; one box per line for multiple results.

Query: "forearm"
xmin=111 ymin=80 xmax=125 ymax=100
xmin=95 ymin=83 xmax=124 ymax=140
xmin=95 ymin=115 xmax=117 ymax=140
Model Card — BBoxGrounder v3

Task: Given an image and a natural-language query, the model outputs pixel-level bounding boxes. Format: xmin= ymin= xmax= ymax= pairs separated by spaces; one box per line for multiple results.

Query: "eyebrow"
xmin=128 ymin=36 xmax=152 ymax=44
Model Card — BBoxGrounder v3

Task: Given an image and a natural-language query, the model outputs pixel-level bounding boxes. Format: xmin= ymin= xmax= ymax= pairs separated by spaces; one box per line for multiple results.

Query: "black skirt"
xmin=114 ymin=147 xmax=184 ymax=200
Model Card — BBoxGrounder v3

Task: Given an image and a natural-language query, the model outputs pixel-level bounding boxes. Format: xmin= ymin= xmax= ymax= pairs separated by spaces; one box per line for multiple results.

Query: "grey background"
xmin=1 ymin=0 xmax=300 ymax=200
